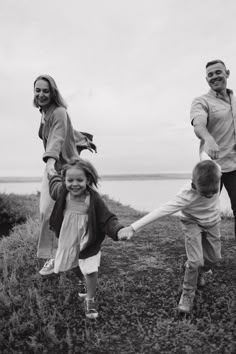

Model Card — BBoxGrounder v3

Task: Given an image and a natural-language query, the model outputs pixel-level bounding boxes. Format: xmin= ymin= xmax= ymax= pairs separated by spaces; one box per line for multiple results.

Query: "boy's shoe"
xmin=177 ymin=292 xmax=194 ymax=314
xmin=84 ymin=298 xmax=98 ymax=319
xmin=39 ymin=259 xmax=55 ymax=275
xmin=78 ymin=280 xmax=87 ymax=298
xmin=198 ymin=269 xmax=213 ymax=287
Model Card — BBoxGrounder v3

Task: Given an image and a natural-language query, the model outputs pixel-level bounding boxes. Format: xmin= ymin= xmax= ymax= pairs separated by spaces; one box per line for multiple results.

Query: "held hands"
xmin=46 ymin=158 xmax=57 ymax=179
xmin=204 ymin=138 xmax=220 ymax=160
xmin=118 ymin=226 xmax=135 ymax=241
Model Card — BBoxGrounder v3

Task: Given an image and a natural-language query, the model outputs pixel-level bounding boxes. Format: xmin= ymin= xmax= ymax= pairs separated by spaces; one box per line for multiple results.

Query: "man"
xmin=190 ymin=60 xmax=236 ymax=238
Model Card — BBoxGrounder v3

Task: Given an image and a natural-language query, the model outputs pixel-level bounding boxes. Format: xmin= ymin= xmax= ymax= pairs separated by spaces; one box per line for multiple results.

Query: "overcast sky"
xmin=1 ymin=0 xmax=236 ymax=176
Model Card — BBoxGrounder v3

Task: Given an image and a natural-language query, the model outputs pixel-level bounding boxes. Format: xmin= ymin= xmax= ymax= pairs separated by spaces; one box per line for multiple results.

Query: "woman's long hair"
xmin=33 ymin=75 xmax=67 ymax=109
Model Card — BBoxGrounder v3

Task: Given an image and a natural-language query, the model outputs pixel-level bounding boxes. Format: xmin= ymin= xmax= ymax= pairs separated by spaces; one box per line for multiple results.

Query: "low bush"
xmin=0 ymin=193 xmax=39 ymax=236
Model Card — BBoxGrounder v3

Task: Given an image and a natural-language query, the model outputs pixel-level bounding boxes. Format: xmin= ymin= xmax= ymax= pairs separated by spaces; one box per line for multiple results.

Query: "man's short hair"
xmin=206 ymin=60 xmax=226 ymax=69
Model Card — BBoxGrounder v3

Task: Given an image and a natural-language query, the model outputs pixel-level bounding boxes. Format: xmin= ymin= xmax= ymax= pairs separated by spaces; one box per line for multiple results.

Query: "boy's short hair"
xmin=192 ymin=160 xmax=221 ymax=188
xmin=206 ymin=60 xmax=226 ymax=69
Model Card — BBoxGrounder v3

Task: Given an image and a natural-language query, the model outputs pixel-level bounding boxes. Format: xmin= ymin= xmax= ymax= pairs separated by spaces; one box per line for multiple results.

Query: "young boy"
xmin=118 ymin=160 xmax=222 ymax=313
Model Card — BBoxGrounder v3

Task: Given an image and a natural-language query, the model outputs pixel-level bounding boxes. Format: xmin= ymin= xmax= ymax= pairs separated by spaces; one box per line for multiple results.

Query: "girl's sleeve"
xmin=49 ymin=174 xmax=64 ymax=200
xmin=43 ymin=107 xmax=68 ymax=162
xmin=97 ymin=197 xmax=124 ymax=240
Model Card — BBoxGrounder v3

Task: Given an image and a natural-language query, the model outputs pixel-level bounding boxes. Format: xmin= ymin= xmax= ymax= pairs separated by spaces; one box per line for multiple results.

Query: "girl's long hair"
xmin=33 ymin=75 xmax=67 ymax=109
xmin=62 ymin=158 xmax=99 ymax=188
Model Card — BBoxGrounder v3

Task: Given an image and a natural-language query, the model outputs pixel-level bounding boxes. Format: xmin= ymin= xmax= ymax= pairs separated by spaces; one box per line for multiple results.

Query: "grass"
xmin=0 ymin=195 xmax=235 ymax=353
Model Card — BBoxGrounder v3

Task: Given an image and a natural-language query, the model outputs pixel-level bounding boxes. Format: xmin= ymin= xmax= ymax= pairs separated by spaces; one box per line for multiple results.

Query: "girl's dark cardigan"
xmin=49 ymin=175 xmax=124 ymax=259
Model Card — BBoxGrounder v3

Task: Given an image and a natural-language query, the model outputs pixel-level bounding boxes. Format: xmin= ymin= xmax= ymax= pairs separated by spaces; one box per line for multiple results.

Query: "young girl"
xmin=48 ymin=158 xmax=124 ymax=319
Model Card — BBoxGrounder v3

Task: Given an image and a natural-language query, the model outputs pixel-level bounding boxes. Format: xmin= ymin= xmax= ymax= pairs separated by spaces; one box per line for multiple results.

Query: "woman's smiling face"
xmin=34 ymin=79 xmax=52 ymax=109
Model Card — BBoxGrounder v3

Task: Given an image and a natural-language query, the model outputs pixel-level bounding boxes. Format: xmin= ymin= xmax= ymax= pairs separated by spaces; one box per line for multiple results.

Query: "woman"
xmin=34 ymin=75 xmax=80 ymax=275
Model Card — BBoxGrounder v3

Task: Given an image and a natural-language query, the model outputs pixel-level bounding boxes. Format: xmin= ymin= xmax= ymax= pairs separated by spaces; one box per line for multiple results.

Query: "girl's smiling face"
xmin=65 ymin=167 xmax=88 ymax=200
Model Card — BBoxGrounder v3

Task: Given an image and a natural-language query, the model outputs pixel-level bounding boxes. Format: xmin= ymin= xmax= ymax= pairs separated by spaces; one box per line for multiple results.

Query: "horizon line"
xmin=0 ymin=172 xmax=192 ymax=183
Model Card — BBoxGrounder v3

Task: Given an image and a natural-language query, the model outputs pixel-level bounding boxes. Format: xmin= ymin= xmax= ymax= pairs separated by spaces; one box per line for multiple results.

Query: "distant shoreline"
xmin=101 ymin=173 xmax=191 ymax=181
xmin=0 ymin=173 xmax=191 ymax=183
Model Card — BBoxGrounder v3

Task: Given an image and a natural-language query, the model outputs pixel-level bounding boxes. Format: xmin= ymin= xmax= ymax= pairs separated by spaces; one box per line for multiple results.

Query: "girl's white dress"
xmin=54 ymin=194 xmax=90 ymax=273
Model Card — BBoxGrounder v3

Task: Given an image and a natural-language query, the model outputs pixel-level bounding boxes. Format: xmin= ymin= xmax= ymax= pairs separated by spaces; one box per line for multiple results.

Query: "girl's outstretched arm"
xmin=48 ymin=174 xmax=65 ymax=201
xmin=96 ymin=196 xmax=124 ymax=240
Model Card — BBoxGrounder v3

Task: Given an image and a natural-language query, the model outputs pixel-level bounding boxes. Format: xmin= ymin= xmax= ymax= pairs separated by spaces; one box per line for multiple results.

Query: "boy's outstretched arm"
xmin=129 ymin=203 xmax=180 ymax=232
xmin=118 ymin=185 xmax=192 ymax=240
xmin=119 ymin=194 xmax=190 ymax=237
xmin=118 ymin=203 xmax=183 ymax=241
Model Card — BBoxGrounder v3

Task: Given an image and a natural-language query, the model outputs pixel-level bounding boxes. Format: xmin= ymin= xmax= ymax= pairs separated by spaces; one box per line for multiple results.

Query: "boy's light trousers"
xmin=181 ymin=219 xmax=221 ymax=296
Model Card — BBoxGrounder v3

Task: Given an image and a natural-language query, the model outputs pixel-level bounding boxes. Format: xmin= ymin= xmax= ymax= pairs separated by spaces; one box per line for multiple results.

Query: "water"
xmin=0 ymin=182 xmax=41 ymax=195
xmin=99 ymin=179 xmax=232 ymax=215
xmin=0 ymin=178 xmax=232 ymax=215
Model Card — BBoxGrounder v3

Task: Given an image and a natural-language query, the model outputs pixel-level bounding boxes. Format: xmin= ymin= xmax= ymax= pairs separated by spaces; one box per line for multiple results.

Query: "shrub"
xmin=0 ymin=193 xmax=39 ymax=235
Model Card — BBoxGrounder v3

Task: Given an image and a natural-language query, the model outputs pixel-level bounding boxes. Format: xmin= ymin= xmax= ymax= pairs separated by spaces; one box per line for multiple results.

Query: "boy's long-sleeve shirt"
xmin=131 ymin=181 xmax=221 ymax=232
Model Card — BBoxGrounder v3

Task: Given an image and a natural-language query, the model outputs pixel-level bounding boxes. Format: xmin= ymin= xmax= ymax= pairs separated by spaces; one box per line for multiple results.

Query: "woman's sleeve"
xmin=43 ymin=107 xmax=68 ymax=162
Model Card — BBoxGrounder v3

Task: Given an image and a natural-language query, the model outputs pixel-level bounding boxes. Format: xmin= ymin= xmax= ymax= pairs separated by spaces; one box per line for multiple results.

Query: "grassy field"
xmin=0 ymin=195 xmax=235 ymax=353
